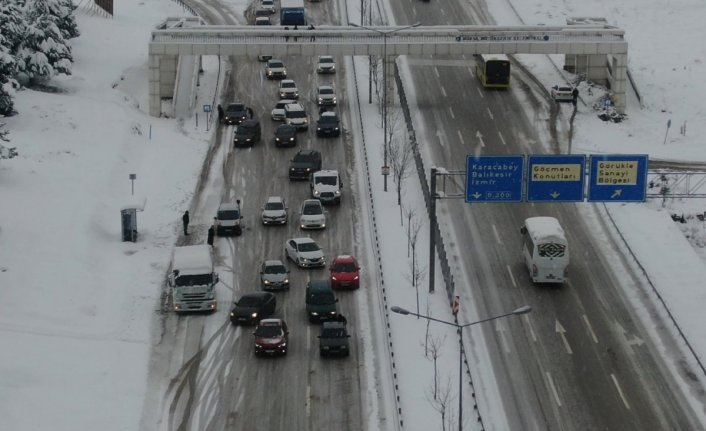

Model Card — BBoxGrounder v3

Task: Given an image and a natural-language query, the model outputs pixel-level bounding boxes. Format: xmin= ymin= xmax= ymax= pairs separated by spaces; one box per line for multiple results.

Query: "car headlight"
xmin=317 ymin=127 xmax=321 ymax=131
xmin=264 ymin=279 xmax=271 ymax=284
xmin=305 ymin=168 xmax=311 ymax=172
xmin=318 ymin=98 xmax=324 ymax=103
xmin=331 ymin=275 xmax=338 ymax=281
xmin=255 ymin=343 xmax=263 ymax=348
xmin=311 ymin=312 xmax=319 ymax=316
xmin=313 ymin=190 xmax=320 ymax=196
xmin=230 ymin=312 xmax=235 ymax=317
xmin=289 ymin=137 xmax=294 ymax=141
xmin=290 ymin=168 xmax=295 ymax=171
xmin=334 ymin=127 xmax=339 ymax=131
xmin=322 ymin=346 xmax=330 ymax=350
xmin=251 ymin=313 xmax=258 ymax=318
xmin=332 ymin=97 xmax=337 ymax=102
xmin=300 ymin=224 xmax=305 ymax=228
xmin=334 ymin=190 xmax=341 ymax=196
xmin=283 ymin=278 xmax=289 ymax=283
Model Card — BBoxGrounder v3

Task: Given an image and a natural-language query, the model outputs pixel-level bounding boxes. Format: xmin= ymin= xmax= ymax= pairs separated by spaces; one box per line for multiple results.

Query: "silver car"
xmin=284 ymin=237 xmax=326 ymax=268
xmin=299 ymin=199 xmax=326 ymax=230
xmin=262 ymin=196 xmax=288 ymax=225
xmin=260 ymin=260 xmax=290 ymax=291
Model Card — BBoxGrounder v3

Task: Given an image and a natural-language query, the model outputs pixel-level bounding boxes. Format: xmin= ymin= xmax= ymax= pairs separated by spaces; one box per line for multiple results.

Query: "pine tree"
xmin=0 ymin=0 xmax=27 ymax=54
xmin=17 ymin=0 xmax=73 ymax=82
xmin=55 ymin=0 xmax=80 ymax=40
xmin=0 ymin=34 xmax=18 ymax=116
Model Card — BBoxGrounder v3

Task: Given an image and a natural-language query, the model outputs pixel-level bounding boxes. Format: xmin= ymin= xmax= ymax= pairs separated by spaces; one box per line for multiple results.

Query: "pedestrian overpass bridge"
xmin=148 ymin=22 xmax=628 ymax=117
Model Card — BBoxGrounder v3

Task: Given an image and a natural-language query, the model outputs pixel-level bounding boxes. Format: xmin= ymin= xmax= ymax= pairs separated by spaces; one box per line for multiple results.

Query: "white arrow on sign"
xmin=550 ymin=191 xmax=561 ymax=199
xmin=611 ymin=189 xmax=623 ymax=198
xmin=555 ymin=320 xmax=573 ymax=354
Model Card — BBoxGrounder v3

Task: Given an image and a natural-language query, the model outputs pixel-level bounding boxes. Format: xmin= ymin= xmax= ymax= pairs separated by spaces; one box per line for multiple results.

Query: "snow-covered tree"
xmin=17 ymin=0 xmax=73 ymax=82
xmin=0 ymin=34 xmax=19 ymax=116
xmin=0 ymin=124 xmax=18 ymax=160
xmin=0 ymin=0 xmax=27 ymax=54
xmin=55 ymin=0 xmax=80 ymax=40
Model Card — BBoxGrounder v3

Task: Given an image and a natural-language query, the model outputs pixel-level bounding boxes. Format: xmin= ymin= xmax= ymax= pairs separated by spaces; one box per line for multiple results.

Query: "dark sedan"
xmin=230 ymin=292 xmax=276 ymax=325
xmin=288 ymin=149 xmax=322 ymax=180
xmin=223 ymin=103 xmax=249 ymax=125
xmin=316 ymin=111 xmax=341 ymax=137
xmin=274 ymin=124 xmax=297 ymax=147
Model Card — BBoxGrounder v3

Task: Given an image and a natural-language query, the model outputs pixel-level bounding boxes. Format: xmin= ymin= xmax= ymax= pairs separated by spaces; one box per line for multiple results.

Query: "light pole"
xmin=350 ymin=23 xmax=420 ymax=192
xmin=391 ymin=304 xmax=532 ymax=431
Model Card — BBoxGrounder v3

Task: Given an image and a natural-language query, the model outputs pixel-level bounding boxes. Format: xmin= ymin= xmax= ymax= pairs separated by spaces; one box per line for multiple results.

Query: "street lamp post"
xmin=391 ymin=304 xmax=532 ymax=431
xmin=350 ymin=23 xmax=421 ymax=192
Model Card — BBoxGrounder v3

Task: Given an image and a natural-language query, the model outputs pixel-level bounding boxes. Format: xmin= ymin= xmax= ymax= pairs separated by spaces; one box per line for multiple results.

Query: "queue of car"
xmin=220 ymin=42 xmax=353 ymax=358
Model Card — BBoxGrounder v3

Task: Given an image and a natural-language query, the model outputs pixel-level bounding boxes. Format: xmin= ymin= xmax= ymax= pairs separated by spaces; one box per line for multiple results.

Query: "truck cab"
xmin=168 ymin=245 xmax=219 ymax=313
xmin=310 ymin=170 xmax=342 ymax=205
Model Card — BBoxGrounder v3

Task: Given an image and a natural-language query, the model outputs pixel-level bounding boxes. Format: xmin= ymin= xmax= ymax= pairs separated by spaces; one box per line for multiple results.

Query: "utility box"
xmin=120 ymin=197 xmax=146 ymax=242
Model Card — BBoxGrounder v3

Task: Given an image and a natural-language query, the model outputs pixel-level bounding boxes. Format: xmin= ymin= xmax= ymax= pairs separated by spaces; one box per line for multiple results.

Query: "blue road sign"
xmin=466 ymin=155 xmax=524 ymax=203
xmin=588 ymin=154 xmax=649 ymax=202
xmin=527 ymin=155 xmax=586 ymax=202
xmin=203 ymin=104 xmax=212 ymax=113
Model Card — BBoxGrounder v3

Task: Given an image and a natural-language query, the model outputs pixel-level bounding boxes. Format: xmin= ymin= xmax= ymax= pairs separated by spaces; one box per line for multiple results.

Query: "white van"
xmin=284 ymin=102 xmax=309 ymax=131
xmin=168 ymin=245 xmax=219 ymax=312
xmin=520 ymin=217 xmax=569 ymax=284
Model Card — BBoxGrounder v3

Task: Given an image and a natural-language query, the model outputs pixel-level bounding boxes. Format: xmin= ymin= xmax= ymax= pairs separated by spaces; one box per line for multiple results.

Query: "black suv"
xmin=316 ymin=111 xmax=341 ymax=137
xmin=289 ymin=149 xmax=322 ymax=180
xmin=234 ymin=119 xmax=261 ymax=147
xmin=223 ymin=103 xmax=249 ymax=125
xmin=318 ymin=319 xmax=350 ymax=357
xmin=274 ymin=124 xmax=297 ymax=147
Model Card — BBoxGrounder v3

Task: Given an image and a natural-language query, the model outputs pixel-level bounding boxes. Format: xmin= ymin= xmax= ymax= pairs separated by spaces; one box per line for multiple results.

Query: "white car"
xmin=260 ymin=0 xmax=276 ymax=13
xmin=299 ymin=199 xmax=326 ymax=230
xmin=317 ymin=55 xmax=336 ymax=74
xmin=284 ymin=237 xmax=326 ymax=268
xmin=271 ymin=99 xmax=296 ymax=121
xmin=255 ymin=16 xmax=271 ymax=25
xmin=279 ymin=79 xmax=299 ymax=99
xmin=265 ymin=59 xmax=287 ymax=80
xmin=551 ymin=85 xmax=575 ymax=102
xmin=262 ymin=196 xmax=288 ymax=225
xmin=316 ymin=85 xmax=337 ymax=106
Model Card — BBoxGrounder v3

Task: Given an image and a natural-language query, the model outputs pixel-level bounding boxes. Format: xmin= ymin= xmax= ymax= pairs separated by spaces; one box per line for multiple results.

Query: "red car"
xmin=330 ymin=255 xmax=360 ymax=290
xmin=253 ymin=318 xmax=289 ymax=357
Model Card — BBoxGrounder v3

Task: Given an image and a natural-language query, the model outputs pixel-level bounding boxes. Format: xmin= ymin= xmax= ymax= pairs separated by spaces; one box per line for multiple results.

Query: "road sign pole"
xmin=429 ymin=167 xmax=437 ymax=293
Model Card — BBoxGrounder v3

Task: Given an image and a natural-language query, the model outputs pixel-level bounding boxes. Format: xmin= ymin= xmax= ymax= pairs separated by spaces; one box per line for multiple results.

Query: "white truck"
xmin=168 ymin=245 xmax=219 ymax=312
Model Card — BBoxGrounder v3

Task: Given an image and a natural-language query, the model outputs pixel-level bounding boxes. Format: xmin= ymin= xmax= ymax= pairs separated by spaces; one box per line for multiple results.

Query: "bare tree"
xmin=404 ymin=211 xmax=425 ymax=314
xmin=387 ymin=122 xmax=414 ymax=208
xmin=427 ymin=375 xmax=456 ymax=431
xmin=421 ymin=332 xmax=446 ymax=400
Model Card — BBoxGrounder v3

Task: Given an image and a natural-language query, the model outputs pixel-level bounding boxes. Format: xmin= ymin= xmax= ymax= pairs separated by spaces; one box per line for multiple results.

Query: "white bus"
xmin=520 ymin=217 xmax=569 ymax=284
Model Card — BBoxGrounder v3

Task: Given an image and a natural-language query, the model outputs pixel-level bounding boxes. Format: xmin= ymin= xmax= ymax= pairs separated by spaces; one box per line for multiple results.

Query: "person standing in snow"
xmin=182 ymin=210 xmax=190 ymax=235
xmin=207 ymin=224 xmax=215 ymax=247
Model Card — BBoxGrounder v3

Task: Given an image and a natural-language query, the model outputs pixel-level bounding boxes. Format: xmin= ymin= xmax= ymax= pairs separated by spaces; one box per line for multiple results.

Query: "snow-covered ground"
xmin=1 ymin=0 xmax=706 ymax=430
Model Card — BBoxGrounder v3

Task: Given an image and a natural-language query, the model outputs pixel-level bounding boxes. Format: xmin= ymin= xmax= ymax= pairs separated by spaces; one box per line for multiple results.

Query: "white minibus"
xmin=520 ymin=217 xmax=569 ymax=284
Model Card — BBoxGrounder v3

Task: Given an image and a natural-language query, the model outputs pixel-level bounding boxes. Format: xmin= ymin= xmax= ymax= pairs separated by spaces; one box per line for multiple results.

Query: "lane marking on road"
xmin=486 ymin=107 xmax=494 ymax=120
xmin=496 ymin=321 xmax=511 ymax=354
xmin=476 ymin=87 xmax=484 ymax=99
xmin=457 ymin=130 xmax=465 ymax=145
xmin=468 ymin=66 xmax=474 ymax=77
xmin=611 ymin=373 xmax=631 ymax=410
xmin=441 ymin=86 xmax=447 ymax=97
xmin=306 ymin=384 xmax=311 ymax=418
xmin=555 ymin=320 xmax=573 ymax=354
xmin=583 ymin=315 xmax=599 ymax=343
xmin=523 ymin=314 xmax=537 ymax=342
xmin=434 ymin=67 xmax=440 ymax=78
xmin=545 ymin=371 xmax=563 ymax=407
xmin=449 ymin=106 xmax=455 ymax=119
xmin=506 ymin=264 xmax=517 ymax=288
xmin=307 ymin=324 xmax=311 ymax=350
xmin=498 ymin=130 xmax=507 ymax=146
xmin=492 ymin=224 xmax=502 ymax=244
